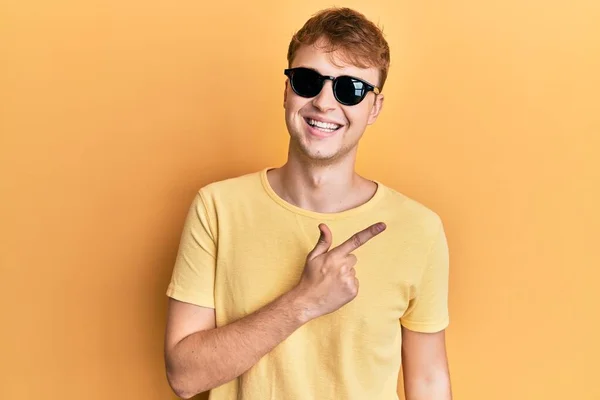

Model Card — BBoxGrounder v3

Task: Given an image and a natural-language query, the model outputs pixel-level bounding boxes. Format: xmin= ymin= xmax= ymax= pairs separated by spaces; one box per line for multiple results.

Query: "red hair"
xmin=287 ymin=7 xmax=391 ymax=89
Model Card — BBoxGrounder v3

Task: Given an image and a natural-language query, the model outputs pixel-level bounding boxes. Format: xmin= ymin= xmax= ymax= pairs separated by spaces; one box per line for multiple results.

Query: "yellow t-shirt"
xmin=166 ymin=167 xmax=450 ymax=400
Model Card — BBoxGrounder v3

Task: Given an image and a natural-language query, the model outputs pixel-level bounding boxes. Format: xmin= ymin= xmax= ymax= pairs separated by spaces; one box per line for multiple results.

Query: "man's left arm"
xmin=401 ymin=327 xmax=452 ymax=400
xmin=399 ymin=218 xmax=452 ymax=399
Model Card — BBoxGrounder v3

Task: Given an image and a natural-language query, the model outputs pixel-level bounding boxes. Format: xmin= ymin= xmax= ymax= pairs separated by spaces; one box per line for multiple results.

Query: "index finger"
xmin=330 ymin=222 xmax=387 ymax=256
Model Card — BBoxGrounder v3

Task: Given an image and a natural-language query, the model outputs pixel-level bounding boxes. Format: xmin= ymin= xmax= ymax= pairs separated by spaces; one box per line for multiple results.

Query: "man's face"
xmin=284 ymin=41 xmax=385 ymax=165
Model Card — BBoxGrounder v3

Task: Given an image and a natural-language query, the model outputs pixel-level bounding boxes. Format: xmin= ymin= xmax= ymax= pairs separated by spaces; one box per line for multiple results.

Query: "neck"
xmin=267 ymin=150 xmax=376 ymax=214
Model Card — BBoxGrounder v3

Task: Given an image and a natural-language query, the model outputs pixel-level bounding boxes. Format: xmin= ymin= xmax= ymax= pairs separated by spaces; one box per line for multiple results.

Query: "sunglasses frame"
xmin=284 ymin=67 xmax=381 ymax=106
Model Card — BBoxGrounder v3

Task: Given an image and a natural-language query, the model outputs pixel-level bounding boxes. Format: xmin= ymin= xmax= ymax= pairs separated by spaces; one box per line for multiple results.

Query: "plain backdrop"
xmin=1 ymin=0 xmax=599 ymax=399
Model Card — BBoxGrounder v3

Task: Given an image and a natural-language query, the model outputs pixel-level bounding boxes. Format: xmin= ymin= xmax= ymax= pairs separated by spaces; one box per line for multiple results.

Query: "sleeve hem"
xmin=400 ymin=317 xmax=449 ymax=333
xmin=166 ymin=286 xmax=215 ymax=309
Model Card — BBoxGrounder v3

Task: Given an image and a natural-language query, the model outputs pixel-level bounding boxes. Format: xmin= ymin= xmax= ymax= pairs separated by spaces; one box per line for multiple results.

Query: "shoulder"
xmin=196 ymin=169 xmax=261 ymax=200
xmin=187 ymin=169 xmax=266 ymax=217
xmin=376 ymin=181 xmax=444 ymax=238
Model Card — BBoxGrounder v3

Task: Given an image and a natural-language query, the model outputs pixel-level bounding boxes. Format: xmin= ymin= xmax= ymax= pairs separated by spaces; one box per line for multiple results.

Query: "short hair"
xmin=287 ymin=7 xmax=391 ymax=89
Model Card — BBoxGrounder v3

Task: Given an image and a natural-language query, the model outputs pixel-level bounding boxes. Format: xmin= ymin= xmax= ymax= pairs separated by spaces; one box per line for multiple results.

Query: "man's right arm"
xmin=164 ymin=221 xmax=386 ymax=399
xmin=164 ymin=288 xmax=309 ymax=399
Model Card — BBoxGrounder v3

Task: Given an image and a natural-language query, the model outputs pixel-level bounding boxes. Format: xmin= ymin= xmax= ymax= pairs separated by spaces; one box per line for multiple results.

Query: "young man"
xmin=164 ymin=7 xmax=452 ymax=400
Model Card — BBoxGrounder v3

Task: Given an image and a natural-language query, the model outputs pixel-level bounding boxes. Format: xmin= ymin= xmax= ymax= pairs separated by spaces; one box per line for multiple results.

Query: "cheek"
xmin=285 ymin=92 xmax=308 ymax=114
xmin=342 ymin=107 xmax=368 ymax=128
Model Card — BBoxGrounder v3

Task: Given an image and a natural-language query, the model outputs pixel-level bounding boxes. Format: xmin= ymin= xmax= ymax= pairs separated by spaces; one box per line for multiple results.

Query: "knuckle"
xmin=351 ymin=234 xmax=363 ymax=249
xmin=324 ymin=254 xmax=336 ymax=266
xmin=329 ymin=253 xmax=342 ymax=265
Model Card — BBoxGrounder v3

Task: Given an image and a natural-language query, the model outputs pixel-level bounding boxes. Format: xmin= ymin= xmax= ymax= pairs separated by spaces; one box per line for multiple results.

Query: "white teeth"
xmin=308 ymin=118 xmax=341 ymax=130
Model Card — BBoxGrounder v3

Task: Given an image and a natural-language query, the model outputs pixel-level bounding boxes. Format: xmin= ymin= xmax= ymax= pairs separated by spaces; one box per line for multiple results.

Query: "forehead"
xmin=290 ymin=42 xmax=380 ymax=86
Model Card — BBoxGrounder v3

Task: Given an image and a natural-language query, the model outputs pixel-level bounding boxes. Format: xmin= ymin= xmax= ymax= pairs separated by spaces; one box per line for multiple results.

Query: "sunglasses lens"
xmin=291 ymin=68 xmax=322 ymax=98
xmin=335 ymin=77 xmax=366 ymax=105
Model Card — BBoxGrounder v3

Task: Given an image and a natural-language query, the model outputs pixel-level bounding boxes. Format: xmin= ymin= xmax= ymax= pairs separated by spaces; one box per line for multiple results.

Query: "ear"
xmin=367 ymin=93 xmax=384 ymax=125
xmin=283 ymin=80 xmax=288 ymax=108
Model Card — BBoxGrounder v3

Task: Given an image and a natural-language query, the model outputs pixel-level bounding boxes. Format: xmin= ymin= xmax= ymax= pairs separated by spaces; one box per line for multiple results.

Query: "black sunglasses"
xmin=284 ymin=67 xmax=380 ymax=106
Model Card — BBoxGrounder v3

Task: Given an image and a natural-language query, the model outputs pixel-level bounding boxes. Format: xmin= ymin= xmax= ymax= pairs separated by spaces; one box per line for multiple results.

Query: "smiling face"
xmin=283 ymin=40 xmax=385 ymax=166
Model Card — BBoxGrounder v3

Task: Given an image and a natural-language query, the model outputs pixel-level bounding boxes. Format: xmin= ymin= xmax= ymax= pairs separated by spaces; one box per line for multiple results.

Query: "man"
xmin=164 ymin=7 xmax=452 ymax=400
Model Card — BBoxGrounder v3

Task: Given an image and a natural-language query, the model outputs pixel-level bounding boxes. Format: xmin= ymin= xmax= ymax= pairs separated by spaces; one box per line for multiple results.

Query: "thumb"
xmin=307 ymin=223 xmax=332 ymax=260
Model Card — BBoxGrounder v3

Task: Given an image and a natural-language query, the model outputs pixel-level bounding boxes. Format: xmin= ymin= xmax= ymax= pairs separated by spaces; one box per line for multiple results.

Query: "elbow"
xmin=405 ymin=371 xmax=452 ymax=400
xmin=166 ymin=367 xmax=200 ymax=399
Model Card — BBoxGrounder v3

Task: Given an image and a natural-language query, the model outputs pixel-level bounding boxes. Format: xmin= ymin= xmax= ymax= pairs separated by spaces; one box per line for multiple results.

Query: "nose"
xmin=311 ymin=80 xmax=337 ymax=112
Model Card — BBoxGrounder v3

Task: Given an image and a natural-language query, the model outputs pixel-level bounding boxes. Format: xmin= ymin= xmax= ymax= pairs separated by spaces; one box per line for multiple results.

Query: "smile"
xmin=303 ymin=117 xmax=343 ymax=135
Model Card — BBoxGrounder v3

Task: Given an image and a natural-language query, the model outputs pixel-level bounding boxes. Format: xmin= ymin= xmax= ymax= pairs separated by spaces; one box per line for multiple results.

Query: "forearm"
xmin=166 ymin=288 xmax=309 ymax=398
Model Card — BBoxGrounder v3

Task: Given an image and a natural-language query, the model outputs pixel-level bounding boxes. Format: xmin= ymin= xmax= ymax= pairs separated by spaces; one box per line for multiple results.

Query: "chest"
xmin=213 ymin=220 xmax=428 ymax=333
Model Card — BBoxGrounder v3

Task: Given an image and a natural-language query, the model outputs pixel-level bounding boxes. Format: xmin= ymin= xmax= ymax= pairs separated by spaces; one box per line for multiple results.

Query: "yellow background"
xmin=1 ymin=1 xmax=599 ymax=399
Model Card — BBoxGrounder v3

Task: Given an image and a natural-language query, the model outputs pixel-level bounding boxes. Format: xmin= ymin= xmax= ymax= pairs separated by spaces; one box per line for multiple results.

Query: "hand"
xmin=293 ymin=222 xmax=387 ymax=321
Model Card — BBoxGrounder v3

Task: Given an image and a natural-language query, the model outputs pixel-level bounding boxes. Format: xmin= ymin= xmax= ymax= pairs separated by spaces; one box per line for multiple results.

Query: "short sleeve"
xmin=166 ymin=191 xmax=217 ymax=308
xmin=400 ymin=221 xmax=450 ymax=333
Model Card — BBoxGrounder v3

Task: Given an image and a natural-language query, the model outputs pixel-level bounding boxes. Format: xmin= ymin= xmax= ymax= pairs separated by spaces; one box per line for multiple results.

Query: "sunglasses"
xmin=284 ymin=67 xmax=380 ymax=106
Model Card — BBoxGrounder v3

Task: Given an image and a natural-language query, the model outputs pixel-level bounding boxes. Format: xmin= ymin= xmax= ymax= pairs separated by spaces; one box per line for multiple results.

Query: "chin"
xmin=306 ymin=152 xmax=339 ymax=162
xmin=290 ymin=139 xmax=334 ymax=160
xmin=290 ymin=128 xmax=355 ymax=162
xmin=301 ymin=142 xmax=348 ymax=163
